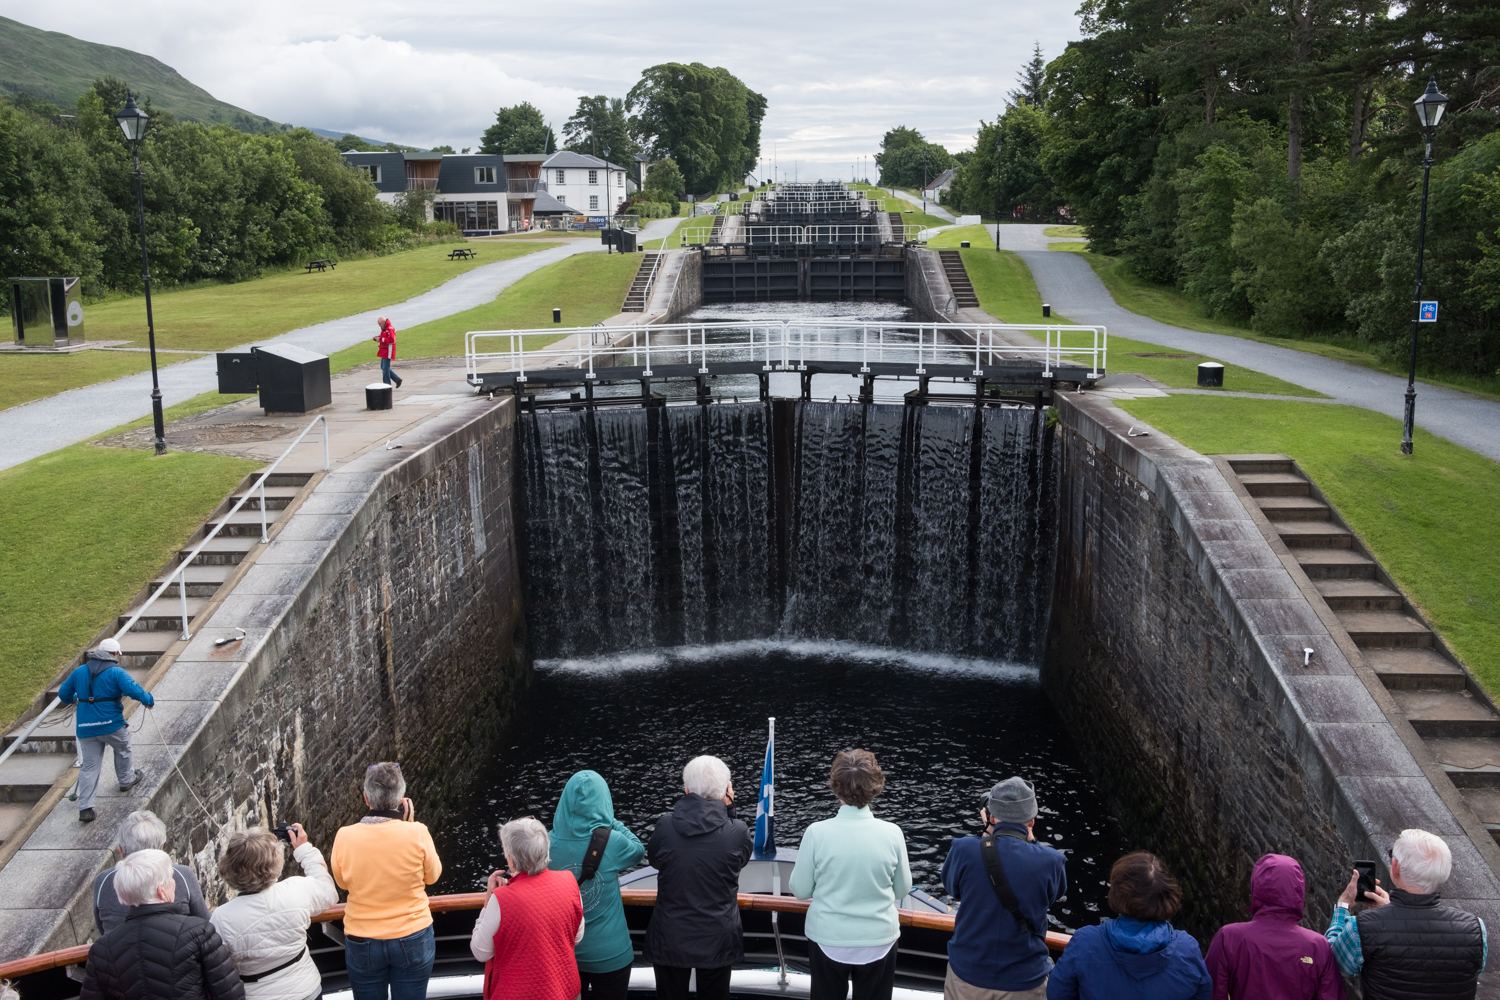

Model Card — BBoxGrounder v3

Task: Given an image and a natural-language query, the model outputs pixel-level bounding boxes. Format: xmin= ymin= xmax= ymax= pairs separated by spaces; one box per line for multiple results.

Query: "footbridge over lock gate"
xmin=465 ymin=319 xmax=1107 ymax=408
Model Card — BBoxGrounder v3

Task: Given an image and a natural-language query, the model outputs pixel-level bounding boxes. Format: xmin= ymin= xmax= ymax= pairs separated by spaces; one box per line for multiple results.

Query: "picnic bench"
xmin=447 ymin=248 xmax=478 ymax=260
xmin=304 ymin=258 xmax=335 ymax=273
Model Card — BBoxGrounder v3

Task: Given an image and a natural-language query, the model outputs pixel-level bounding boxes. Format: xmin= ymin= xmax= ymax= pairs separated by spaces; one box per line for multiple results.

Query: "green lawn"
xmin=0 ymin=350 xmax=205 ymax=412
xmin=1116 ymin=394 xmax=1500 ymax=696
xmin=83 ymin=241 xmax=558 ymax=353
xmin=925 ymin=225 xmax=992 ymax=249
xmin=1044 ymin=225 xmax=1086 ymax=238
xmin=1085 ymin=253 xmax=1500 ymax=402
xmin=643 ymin=216 xmax=703 ymax=250
xmin=1049 ymin=242 xmax=1090 ymax=252
xmin=851 ymin=184 xmax=950 ymax=231
xmin=0 ymin=435 xmax=256 ymax=731
xmin=330 ymin=251 xmax=642 ymax=370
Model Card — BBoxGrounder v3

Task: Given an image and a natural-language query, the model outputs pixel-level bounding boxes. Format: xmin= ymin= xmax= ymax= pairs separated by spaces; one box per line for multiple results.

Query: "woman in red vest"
xmin=469 ymin=817 xmax=585 ymax=1000
xmin=373 ymin=317 xmax=402 ymax=388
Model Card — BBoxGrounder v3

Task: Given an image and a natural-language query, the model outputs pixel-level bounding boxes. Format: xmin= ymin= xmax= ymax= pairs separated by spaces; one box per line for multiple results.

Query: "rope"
xmin=144 ymin=707 xmax=219 ymax=829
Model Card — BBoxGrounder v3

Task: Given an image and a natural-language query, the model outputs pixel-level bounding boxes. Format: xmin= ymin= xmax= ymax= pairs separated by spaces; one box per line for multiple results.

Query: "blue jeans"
xmin=380 ymin=357 xmax=399 ymax=385
xmin=345 ymin=924 xmax=434 ymax=1000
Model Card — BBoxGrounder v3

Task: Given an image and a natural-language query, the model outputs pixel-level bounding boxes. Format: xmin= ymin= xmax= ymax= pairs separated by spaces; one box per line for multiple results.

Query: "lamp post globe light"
xmin=602 ymin=143 xmax=613 ymax=254
xmin=115 ymin=92 xmax=166 ymax=456
xmin=994 ymin=137 xmax=1004 ymax=252
xmin=1401 ymin=75 xmax=1450 ymax=456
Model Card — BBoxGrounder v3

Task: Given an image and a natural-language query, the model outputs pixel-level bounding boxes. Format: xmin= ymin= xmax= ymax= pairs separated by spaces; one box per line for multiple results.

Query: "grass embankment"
xmin=642 ymin=215 xmax=701 ymax=250
xmin=0 ymin=350 xmax=205 ymax=412
xmin=329 ymin=251 xmax=641 ymax=370
xmin=1084 ymin=254 xmax=1500 ymax=402
xmin=1116 ymin=395 xmax=1500 ymax=695
xmin=1044 ymin=225 xmax=1086 ymax=238
xmin=922 ymin=233 xmax=1318 ymax=397
xmin=850 ymin=184 xmax=949 ymax=231
xmin=0 ymin=427 xmax=256 ymax=730
xmin=0 ymin=242 xmax=559 ymax=411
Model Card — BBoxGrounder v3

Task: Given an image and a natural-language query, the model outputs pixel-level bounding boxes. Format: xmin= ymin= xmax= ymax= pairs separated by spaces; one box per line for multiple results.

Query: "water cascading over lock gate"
xmin=516 ymin=400 xmax=1058 ymax=661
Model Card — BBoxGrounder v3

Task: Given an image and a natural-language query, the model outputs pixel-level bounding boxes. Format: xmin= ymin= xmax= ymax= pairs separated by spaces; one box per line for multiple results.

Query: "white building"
xmin=542 ymin=151 xmax=629 ymax=216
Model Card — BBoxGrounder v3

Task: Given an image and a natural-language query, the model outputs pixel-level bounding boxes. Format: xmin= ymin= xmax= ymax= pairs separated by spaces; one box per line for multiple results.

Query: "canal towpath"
xmin=991 ymin=224 xmax=1500 ymax=464
xmin=0 ymin=217 xmax=683 ymax=472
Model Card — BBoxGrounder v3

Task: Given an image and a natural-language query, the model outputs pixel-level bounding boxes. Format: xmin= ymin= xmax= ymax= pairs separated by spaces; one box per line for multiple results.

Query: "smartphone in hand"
xmin=1354 ymin=860 xmax=1379 ymax=899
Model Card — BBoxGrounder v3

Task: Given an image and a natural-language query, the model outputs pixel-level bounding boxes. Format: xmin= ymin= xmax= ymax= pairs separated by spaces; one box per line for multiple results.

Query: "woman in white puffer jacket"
xmin=211 ymin=825 xmax=340 ymax=1000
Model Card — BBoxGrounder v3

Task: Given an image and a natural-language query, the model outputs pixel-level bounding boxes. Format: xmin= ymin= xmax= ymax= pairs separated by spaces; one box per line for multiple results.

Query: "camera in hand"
xmin=273 ymin=822 xmax=294 ymax=843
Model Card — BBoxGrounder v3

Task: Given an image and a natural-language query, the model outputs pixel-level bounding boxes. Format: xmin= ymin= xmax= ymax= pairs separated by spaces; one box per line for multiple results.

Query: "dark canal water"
xmin=431 ymin=641 xmax=1130 ymax=934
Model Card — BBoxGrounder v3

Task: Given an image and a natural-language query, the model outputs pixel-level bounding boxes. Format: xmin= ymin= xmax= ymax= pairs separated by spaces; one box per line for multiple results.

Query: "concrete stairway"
xmin=0 ymin=470 xmax=315 ymax=851
xmin=887 ymin=213 xmax=905 ymax=241
xmin=937 ymin=251 xmax=980 ymax=309
xmin=709 ymin=215 xmax=725 ymax=243
xmin=1227 ymin=456 xmax=1500 ymax=845
xmin=621 ymin=252 xmax=662 ymax=312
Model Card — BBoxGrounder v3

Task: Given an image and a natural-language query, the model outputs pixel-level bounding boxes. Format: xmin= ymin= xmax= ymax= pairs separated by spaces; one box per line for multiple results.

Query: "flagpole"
xmin=767 ymin=716 xmax=787 ymax=986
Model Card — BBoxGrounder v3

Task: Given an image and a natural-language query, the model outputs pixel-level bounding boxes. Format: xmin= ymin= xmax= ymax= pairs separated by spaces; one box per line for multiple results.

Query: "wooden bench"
xmin=447 ymin=248 xmax=478 ymax=260
xmin=304 ymin=258 xmax=335 ymax=273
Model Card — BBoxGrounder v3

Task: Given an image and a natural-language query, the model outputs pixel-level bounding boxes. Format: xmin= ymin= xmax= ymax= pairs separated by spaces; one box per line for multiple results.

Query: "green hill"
xmin=0 ymin=14 xmax=285 ymax=131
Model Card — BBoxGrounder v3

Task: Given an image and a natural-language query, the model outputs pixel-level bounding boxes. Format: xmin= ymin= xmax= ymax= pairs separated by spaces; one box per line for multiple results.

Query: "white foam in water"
xmin=536 ymin=637 xmax=1040 ymax=683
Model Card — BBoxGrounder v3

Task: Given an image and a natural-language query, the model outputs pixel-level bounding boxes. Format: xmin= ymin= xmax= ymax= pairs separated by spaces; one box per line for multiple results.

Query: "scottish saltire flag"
xmin=753 ymin=717 xmax=776 ymax=859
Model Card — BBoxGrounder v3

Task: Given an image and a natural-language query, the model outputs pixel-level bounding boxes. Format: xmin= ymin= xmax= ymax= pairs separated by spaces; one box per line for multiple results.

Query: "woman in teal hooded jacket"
xmin=549 ymin=770 xmax=646 ymax=999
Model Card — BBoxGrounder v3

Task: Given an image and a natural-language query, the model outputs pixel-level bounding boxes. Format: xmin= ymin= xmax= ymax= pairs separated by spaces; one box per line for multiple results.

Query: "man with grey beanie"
xmin=939 ymin=777 xmax=1066 ymax=999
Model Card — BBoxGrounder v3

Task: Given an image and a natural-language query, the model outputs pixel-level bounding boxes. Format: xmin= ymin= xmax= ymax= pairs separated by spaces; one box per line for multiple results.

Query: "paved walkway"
xmin=0 ymin=218 xmax=680 ymax=472
xmin=989 ymin=225 xmax=1500 ymax=463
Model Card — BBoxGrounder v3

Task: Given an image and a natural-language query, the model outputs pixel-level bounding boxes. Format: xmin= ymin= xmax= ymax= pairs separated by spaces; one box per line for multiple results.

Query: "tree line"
xmin=479 ymin=62 xmax=766 ymax=208
xmin=935 ymin=6 xmax=1500 ymax=378
xmin=1 ymin=79 xmax=443 ymax=296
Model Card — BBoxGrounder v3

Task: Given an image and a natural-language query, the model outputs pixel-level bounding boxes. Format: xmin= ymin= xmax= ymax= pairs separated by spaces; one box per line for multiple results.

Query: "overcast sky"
xmin=9 ymin=0 xmax=1085 ymax=180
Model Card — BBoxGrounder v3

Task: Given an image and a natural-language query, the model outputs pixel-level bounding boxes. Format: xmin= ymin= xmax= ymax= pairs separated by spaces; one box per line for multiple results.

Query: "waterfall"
xmin=517 ymin=401 xmax=1057 ymax=663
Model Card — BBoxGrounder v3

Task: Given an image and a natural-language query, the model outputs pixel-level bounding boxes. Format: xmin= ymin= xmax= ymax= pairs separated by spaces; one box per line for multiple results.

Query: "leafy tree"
xmin=479 ymin=102 xmax=552 ymax=155
xmin=627 ymin=63 xmax=765 ymax=193
xmin=644 ymin=157 xmax=685 ymax=201
xmin=873 ymin=126 xmax=953 ymax=190
xmin=1009 ymin=42 xmax=1049 ymax=107
xmin=282 ymin=128 xmax=394 ymax=252
xmin=0 ymin=97 xmax=105 ymax=288
xmin=336 ymin=133 xmax=379 ymax=152
xmin=563 ymin=96 xmax=638 ymax=164
xmin=430 ymin=144 xmax=455 ymax=154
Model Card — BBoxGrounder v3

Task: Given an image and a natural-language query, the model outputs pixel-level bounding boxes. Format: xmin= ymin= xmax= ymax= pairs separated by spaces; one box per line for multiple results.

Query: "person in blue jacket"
xmin=1047 ymin=852 xmax=1211 ymax=1000
xmin=57 ymin=637 xmax=153 ymax=823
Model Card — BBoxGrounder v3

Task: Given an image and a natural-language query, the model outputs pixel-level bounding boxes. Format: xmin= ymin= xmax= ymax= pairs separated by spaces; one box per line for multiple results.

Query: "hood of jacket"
xmin=1102 ymin=917 xmax=1176 ymax=979
xmin=554 ymin=769 xmax=615 ymax=839
xmin=1248 ymin=853 xmax=1306 ymax=921
xmin=87 ymin=654 xmax=118 ymax=676
xmin=671 ymin=792 xmax=731 ymax=838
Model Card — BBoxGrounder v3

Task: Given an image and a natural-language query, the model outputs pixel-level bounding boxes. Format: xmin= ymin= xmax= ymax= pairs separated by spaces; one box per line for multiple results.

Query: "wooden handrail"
xmin=0 ymin=888 xmax=1072 ymax=980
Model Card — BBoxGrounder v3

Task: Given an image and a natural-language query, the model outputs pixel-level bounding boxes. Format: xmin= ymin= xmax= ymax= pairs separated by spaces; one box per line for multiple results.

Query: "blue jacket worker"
xmin=58 ymin=637 xmax=153 ymax=823
xmin=941 ymin=777 xmax=1066 ymax=1000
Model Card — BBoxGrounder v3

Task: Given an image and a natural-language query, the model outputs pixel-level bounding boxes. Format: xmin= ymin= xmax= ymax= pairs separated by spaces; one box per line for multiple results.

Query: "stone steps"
xmin=149 ymin=564 xmax=235 ymax=599
xmin=1256 ymin=496 xmax=1331 ymax=521
xmin=1315 ymin=579 xmax=1404 ymax=612
xmin=622 ymin=252 xmax=663 ymax=312
xmin=205 ymin=508 xmax=285 ymax=538
xmin=0 ymin=753 xmax=74 ymax=804
xmin=180 ymin=535 xmax=258 ymax=567
xmin=0 ymin=803 xmax=37 ymax=847
xmin=936 ymin=251 xmax=980 ymax=309
xmin=227 ymin=486 xmax=301 ymax=511
xmin=1224 ymin=453 xmax=1500 ymax=851
xmin=117 ymin=598 xmax=208 ymax=633
xmin=1275 ymin=521 xmax=1352 ymax=548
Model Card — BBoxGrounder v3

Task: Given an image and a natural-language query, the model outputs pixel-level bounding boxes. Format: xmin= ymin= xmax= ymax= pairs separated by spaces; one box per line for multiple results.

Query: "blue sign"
xmin=1420 ymin=301 xmax=1439 ymax=322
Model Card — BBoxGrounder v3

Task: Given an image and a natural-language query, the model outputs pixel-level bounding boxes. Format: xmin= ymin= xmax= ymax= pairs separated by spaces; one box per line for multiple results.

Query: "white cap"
xmin=98 ymin=638 xmax=122 ymax=654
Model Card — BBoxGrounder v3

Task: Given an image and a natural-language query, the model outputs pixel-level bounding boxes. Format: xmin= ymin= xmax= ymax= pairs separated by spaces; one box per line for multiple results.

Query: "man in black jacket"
xmin=81 ymin=849 xmax=244 ymax=1000
xmin=1325 ymin=827 xmax=1486 ymax=1000
xmin=644 ymin=755 xmax=753 ymax=1000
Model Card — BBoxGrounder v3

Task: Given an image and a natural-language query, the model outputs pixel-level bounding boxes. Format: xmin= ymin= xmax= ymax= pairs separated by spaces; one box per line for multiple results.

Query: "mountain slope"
xmin=0 ymin=14 xmax=283 ymax=131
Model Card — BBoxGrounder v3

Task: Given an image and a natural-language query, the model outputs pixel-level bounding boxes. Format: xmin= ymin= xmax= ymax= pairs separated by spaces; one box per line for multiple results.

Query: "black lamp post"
xmin=1401 ymin=76 xmax=1450 ymax=456
xmin=115 ymin=92 xmax=165 ymax=456
xmin=602 ymin=143 xmax=613 ymax=254
xmin=994 ymin=137 xmax=1004 ymax=252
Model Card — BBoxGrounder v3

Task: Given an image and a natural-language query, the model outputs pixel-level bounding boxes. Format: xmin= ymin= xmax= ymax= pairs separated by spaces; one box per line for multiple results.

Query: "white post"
xmin=322 ymin=416 xmax=330 ymax=471
xmin=259 ymin=477 xmax=269 ymax=544
xmin=178 ymin=564 xmax=190 ymax=640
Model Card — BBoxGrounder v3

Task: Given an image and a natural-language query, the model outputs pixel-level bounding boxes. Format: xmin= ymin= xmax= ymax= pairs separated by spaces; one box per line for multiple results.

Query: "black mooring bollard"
xmin=553 ymin=308 xmax=561 ymax=324
xmin=1042 ymin=303 xmax=1052 ymax=318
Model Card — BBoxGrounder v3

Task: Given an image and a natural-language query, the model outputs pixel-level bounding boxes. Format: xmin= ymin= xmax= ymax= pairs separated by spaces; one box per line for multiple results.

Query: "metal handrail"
xmin=0 ymin=889 xmax=1075 ymax=979
xmin=0 ymin=416 xmax=330 ymax=773
xmin=466 ymin=321 xmax=1107 ymax=384
xmin=634 ymin=252 xmax=664 ymax=308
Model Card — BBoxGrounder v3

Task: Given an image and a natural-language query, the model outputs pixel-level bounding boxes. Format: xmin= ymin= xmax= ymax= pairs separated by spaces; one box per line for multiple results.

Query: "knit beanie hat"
xmin=987 ymin=777 xmax=1037 ymax=823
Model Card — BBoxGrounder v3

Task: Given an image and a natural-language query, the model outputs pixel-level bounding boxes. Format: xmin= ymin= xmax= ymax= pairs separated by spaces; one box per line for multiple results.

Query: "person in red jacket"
xmin=374 ymin=317 xmax=402 ymax=387
xmin=469 ymin=817 xmax=585 ymax=1000
xmin=1205 ymin=854 xmax=1342 ymax=1000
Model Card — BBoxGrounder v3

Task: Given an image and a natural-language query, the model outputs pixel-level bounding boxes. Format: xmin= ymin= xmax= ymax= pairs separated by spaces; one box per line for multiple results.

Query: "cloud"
xmin=5 ymin=0 xmax=1084 ymax=175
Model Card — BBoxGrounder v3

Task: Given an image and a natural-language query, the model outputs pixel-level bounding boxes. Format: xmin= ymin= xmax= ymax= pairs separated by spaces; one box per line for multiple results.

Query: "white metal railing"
xmin=466 ymin=321 xmax=1106 ymax=385
xmin=0 ymin=416 xmax=331 ymax=771
xmin=629 ymin=252 xmax=665 ymax=309
xmin=679 ymin=225 xmax=922 ymax=247
xmin=406 ymin=178 xmax=438 ymax=190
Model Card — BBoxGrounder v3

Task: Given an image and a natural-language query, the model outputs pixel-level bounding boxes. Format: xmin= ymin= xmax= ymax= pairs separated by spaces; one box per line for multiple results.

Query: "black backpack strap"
xmin=980 ymin=833 xmax=1044 ymax=940
xmin=578 ymin=826 xmax=612 ymax=882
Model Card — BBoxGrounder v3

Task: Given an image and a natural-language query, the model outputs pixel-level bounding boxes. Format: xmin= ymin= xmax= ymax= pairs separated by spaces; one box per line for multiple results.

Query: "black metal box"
xmin=254 ymin=344 xmax=331 ymax=413
xmin=216 ymin=352 xmax=258 ymax=393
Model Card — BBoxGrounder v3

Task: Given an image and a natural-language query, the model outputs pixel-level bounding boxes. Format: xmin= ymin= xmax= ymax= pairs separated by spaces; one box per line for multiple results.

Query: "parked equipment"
xmin=214 ymin=345 xmax=332 ymax=413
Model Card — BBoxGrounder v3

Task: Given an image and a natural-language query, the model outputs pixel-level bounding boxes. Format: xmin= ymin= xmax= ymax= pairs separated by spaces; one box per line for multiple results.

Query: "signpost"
xmin=1419 ymin=301 xmax=1439 ymax=322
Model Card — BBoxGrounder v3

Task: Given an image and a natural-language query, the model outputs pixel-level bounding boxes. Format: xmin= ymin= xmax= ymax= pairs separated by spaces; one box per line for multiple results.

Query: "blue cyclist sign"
xmin=1420 ymin=301 xmax=1439 ymax=322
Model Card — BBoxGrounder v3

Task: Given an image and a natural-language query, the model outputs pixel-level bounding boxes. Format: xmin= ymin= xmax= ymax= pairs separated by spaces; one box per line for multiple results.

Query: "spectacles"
xmin=366 ymin=763 xmax=401 ymax=771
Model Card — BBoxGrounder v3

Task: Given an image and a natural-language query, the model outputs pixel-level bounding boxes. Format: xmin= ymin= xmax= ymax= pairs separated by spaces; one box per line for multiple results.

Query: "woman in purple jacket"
xmin=1047 ymin=852 xmax=1211 ymax=1000
xmin=1205 ymin=854 xmax=1342 ymax=1000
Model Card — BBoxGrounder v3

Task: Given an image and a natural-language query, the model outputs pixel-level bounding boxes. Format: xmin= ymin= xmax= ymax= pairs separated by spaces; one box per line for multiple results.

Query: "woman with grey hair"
xmin=92 ymin=809 xmax=209 ymax=934
xmin=211 ymin=824 xmax=338 ymax=1000
xmin=330 ymin=762 xmax=443 ymax=1000
xmin=468 ymin=817 xmax=585 ymax=1000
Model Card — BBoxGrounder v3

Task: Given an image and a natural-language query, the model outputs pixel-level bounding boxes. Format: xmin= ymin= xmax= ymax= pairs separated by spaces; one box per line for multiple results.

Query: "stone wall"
xmin=0 ymin=396 xmax=528 ymax=958
xmin=664 ymin=249 xmax=702 ymax=321
xmin=1046 ymin=392 xmax=1500 ymax=956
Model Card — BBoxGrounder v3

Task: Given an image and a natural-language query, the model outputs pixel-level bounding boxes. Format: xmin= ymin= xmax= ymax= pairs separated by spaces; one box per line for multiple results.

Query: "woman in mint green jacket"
xmin=549 ymin=770 xmax=646 ymax=1000
xmin=789 ymin=749 xmax=912 ymax=1000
